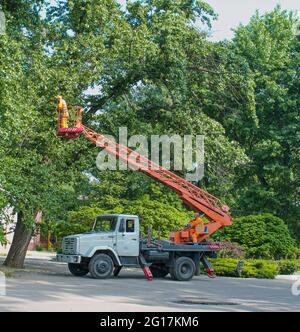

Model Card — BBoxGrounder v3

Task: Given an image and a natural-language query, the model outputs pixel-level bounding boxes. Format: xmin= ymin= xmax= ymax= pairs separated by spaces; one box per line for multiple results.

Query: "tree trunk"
xmin=3 ymin=211 xmax=33 ymax=268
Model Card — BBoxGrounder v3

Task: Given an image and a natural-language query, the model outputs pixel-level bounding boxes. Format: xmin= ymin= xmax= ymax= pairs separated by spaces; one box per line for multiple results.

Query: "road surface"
xmin=0 ymin=253 xmax=299 ymax=312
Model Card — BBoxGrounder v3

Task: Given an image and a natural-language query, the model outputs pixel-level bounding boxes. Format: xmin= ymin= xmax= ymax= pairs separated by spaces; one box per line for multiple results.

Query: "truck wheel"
xmin=89 ymin=253 xmax=114 ymax=279
xmin=172 ymin=257 xmax=196 ymax=281
xmin=68 ymin=263 xmax=89 ymax=277
xmin=150 ymin=264 xmax=169 ymax=278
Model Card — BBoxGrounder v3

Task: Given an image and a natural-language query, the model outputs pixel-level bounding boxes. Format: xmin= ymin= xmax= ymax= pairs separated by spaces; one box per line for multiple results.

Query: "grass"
xmin=0 ymin=265 xmax=17 ymax=278
xmin=0 ymin=263 xmax=50 ymax=277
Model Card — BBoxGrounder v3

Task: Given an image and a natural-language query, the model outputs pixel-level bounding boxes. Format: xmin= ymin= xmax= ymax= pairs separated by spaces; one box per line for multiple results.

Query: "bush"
xmin=277 ymin=260 xmax=300 ymax=275
xmin=35 ymin=245 xmax=44 ymax=252
xmin=209 ymin=258 xmax=240 ymax=277
xmin=218 ymin=214 xmax=297 ymax=259
xmin=209 ymin=258 xmax=278 ymax=279
xmin=209 ymin=258 xmax=300 ymax=278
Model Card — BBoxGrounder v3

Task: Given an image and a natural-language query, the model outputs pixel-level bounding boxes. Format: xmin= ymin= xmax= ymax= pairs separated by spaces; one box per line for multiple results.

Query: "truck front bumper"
xmin=56 ymin=254 xmax=82 ymax=264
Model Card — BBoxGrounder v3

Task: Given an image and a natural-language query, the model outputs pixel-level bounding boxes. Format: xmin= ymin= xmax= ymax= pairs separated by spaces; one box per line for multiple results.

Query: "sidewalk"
xmin=276 ymin=273 xmax=300 ymax=281
xmin=0 ymin=250 xmax=56 ymax=260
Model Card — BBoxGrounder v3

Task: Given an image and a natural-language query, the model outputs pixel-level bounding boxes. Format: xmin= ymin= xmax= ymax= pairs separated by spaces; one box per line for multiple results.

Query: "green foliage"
xmin=219 ymin=214 xmax=297 ymax=259
xmin=228 ymin=7 xmax=300 ymax=238
xmin=0 ymin=0 xmax=92 ymax=236
xmin=277 ymin=260 xmax=300 ymax=275
xmin=53 ymin=195 xmax=192 ymax=242
xmin=210 ymin=258 xmax=300 ymax=278
xmin=210 ymin=258 xmax=279 ymax=279
xmin=0 ymin=227 xmax=6 ymax=246
xmin=125 ymin=195 xmax=193 ymax=238
xmin=54 ymin=206 xmax=107 ymax=240
xmin=35 ymin=245 xmax=44 ymax=252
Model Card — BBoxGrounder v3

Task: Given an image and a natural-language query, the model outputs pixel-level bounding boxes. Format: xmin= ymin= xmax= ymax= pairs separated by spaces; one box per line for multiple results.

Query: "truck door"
xmin=116 ymin=217 xmax=139 ymax=256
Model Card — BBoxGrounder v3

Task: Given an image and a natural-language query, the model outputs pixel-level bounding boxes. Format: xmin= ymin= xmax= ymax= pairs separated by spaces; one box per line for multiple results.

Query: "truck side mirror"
xmin=119 ymin=219 xmax=125 ymax=233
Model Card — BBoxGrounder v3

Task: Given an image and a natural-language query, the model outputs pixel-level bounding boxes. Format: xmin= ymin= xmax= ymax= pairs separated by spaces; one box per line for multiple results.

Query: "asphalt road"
xmin=0 ymin=254 xmax=299 ymax=312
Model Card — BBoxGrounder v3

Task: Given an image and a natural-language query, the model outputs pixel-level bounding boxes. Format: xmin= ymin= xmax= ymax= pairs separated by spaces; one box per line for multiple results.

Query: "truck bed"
xmin=140 ymin=239 xmax=220 ymax=253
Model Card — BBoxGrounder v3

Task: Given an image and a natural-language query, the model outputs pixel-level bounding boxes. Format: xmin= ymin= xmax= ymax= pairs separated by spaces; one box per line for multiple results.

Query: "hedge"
xmin=208 ymin=258 xmax=300 ymax=279
xmin=277 ymin=260 xmax=300 ymax=275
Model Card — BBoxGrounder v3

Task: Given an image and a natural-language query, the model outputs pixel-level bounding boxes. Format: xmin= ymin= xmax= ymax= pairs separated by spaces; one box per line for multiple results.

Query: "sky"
xmin=118 ymin=0 xmax=300 ymax=41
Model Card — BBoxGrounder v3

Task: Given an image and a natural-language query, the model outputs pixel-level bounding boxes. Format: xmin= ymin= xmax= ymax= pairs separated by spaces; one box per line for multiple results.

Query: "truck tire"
xmin=150 ymin=264 xmax=169 ymax=278
xmin=171 ymin=257 xmax=196 ymax=281
xmin=68 ymin=263 xmax=89 ymax=277
xmin=89 ymin=253 xmax=114 ymax=279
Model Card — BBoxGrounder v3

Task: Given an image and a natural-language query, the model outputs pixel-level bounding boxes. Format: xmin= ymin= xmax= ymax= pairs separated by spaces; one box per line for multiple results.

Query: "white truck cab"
xmin=57 ymin=214 xmax=139 ymax=269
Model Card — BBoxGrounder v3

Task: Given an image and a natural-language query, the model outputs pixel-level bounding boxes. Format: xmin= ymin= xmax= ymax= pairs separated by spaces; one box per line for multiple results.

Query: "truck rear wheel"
xmin=171 ymin=257 xmax=196 ymax=281
xmin=68 ymin=263 xmax=89 ymax=277
xmin=89 ymin=253 xmax=114 ymax=279
xmin=150 ymin=264 xmax=169 ymax=278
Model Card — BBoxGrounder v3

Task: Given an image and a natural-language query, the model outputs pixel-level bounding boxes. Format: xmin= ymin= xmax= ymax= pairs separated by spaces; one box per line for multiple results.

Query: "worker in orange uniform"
xmin=75 ymin=107 xmax=84 ymax=128
xmin=57 ymin=95 xmax=69 ymax=128
xmin=185 ymin=213 xmax=205 ymax=243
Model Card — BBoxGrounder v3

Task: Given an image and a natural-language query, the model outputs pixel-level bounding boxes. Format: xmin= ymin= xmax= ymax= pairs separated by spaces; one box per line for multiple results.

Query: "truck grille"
xmin=62 ymin=237 xmax=78 ymax=254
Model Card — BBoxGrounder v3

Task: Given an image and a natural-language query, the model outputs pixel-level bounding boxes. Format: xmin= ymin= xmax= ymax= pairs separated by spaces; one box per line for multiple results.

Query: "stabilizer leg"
xmin=138 ymin=255 xmax=153 ymax=281
xmin=201 ymin=255 xmax=216 ymax=279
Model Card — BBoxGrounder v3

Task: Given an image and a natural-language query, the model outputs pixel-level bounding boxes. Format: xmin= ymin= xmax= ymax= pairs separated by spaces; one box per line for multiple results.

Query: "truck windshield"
xmin=93 ymin=216 xmax=117 ymax=232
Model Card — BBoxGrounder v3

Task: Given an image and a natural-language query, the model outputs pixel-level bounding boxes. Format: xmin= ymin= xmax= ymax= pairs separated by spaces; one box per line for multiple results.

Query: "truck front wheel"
xmin=68 ymin=263 xmax=89 ymax=277
xmin=89 ymin=253 xmax=114 ymax=279
xmin=170 ymin=257 xmax=196 ymax=281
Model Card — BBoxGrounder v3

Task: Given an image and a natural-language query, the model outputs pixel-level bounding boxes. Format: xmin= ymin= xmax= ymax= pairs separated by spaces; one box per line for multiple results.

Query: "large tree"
xmin=220 ymin=8 xmax=299 ymax=238
xmin=0 ymin=0 xmax=90 ymax=267
xmin=48 ymin=0 xmax=248 ymax=201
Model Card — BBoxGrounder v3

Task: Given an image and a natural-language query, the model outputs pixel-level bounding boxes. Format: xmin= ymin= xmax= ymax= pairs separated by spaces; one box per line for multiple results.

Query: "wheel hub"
xmin=96 ymin=261 xmax=108 ymax=274
xmin=181 ymin=264 xmax=191 ymax=275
